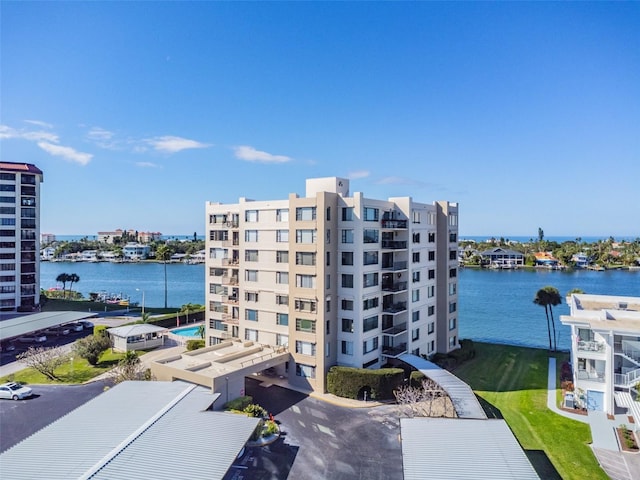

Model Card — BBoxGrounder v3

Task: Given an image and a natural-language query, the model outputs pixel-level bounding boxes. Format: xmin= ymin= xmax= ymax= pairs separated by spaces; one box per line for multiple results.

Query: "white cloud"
xmin=348 ymin=170 xmax=370 ymax=180
xmin=88 ymin=127 xmax=114 ymax=141
xmin=24 ymin=119 xmax=54 ymax=129
xmin=37 ymin=142 xmax=93 ymax=166
xmin=136 ymin=161 xmax=160 ymax=168
xmin=0 ymin=124 xmax=58 ymax=143
xmin=145 ymin=136 xmax=211 ymax=153
xmin=233 ymin=145 xmax=291 ymax=164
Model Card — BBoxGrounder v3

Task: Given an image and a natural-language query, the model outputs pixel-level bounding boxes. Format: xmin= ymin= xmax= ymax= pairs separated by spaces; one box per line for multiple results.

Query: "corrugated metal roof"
xmin=107 ymin=324 xmax=167 ymax=337
xmin=0 ymin=381 xmax=259 ymax=480
xmin=401 ymin=418 xmax=540 ymax=480
xmin=399 ymin=354 xmax=487 ymax=419
xmin=0 ymin=311 xmax=98 ymax=341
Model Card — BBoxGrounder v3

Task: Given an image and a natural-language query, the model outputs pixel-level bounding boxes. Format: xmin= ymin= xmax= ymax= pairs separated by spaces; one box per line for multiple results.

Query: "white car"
xmin=44 ymin=326 xmax=70 ymax=336
xmin=0 ymin=382 xmax=33 ymax=400
xmin=18 ymin=333 xmax=47 ymax=343
xmin=66 ymin=323 xmax=84 ymax=332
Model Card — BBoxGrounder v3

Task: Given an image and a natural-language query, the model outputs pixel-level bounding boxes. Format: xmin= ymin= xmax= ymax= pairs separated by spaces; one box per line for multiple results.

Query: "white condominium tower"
xmin=205 ymin=177 xmax=459 ymax=393
xmin=0 ymin=162 xmax=44 ymax=313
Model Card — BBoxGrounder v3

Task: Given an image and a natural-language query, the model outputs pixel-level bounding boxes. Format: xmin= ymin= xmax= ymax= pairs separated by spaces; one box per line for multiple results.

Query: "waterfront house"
xmin=80 ymin=250 xmax=99 ymax=262
xmin=571 ymin=252 xmax=590 ymax=269
xmin=479 ymin=247 xmax=524 ymax=267
xmin=534 ymin=251 xmax=559 ymax=267
xmin=560 ymin=294 xmax=640 ymax=423
xmin=41 ymin=246 xmax=56 ymax=261
xmin=122 ymin=242 xmax=150 ymax=260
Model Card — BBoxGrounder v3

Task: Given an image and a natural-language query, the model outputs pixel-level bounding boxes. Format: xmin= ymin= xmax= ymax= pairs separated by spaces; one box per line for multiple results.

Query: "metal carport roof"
xmin=0 ymin=311 xmax=97 ymax=342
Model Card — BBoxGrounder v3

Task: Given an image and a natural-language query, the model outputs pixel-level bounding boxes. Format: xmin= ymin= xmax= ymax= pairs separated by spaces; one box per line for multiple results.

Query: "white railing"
xmin=577 ymin=369 xmax=605 ymax=383
xmin=577 ymin=340 xmax=605 ymax=353
xmin=615 ymin=368 xmax=640 ymax=387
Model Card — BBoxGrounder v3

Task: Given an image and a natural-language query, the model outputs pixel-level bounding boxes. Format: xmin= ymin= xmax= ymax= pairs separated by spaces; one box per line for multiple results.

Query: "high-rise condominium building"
xmin=0 ymin=162 xmax=44 ymax=313
xmin=205 ymin=177 xmax=459 ymax=392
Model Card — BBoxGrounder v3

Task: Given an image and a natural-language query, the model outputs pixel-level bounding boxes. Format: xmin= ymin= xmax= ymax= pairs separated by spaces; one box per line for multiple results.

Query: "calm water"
xmin=41 ymin=262 xmax=640 ymax=350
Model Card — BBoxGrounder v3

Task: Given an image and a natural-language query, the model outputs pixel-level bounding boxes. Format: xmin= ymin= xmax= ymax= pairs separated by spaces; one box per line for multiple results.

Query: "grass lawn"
xmin=0 ymin=350 xmax=130 ymax=385
xmin=453 ymin=342 xmax=607 ymax=480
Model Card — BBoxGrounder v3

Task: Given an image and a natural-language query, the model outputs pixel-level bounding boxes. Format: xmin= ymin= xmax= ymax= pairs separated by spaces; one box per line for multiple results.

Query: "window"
xmin=427 ymin=285 xmax=435 ymax=298
xmin=342 ymin=207 xmax=354 ymax=221
xmin=296 ymin=364 xmax=315 ymax=378
xmin=276 ymin=334 xmax=289 ymax=346
xmin=276 ymin=209 xmax=289 ymax=222
xmin=296 ymin=274 xmax=316 ymax=288
xmin=412 ymin=252 xmax=420 ymax=263
xmin=412 ymin=289 xmax=420 ymax=302
xmin=296 ymin=340 xmax=316 ymax=355
xmin=276 ymin=230 xmax=289 ymax=242
xmin=449 ymin=233 xmax=457 ymax=243
xmin=363 ymin=272 xmax=378 ymax=288
xmin=245 ymin=250 xmax=258 ymax=262
xmin=276 ymin=313 xmax=289 ymax=325
xmin=1 ymin=218 xmax=15 ymax=226
xmin=363 ymin=315 xmax=378 ymax=332
xmin=363 ymin=251 xmax=378 ymax=265
xmin=341 ymin=274 xmax=354 ymax=288
xmin=245 ymin=230 xmax=258 ymax=242
xmin=0 ymin=184 xmax=15 ymax=192
xmin=363 ymin=229 xmax=379 ymax=243
xmin=341 ymin=299 xmax=354 ymax=311
xmin=210 ymin=319 xmax=226 ymax=331
xmin=326 ymin=207 xmax=331 ymax=221
xmin=276 ymin=250 xmax=289 ymax=263
xmin=412 ymin=210 xmax=421 ymax=223
xmin=245 ymin=210 xmax=258 ymax=222
xmin=341 ymin=229 xmax=354 ymax=243
xmin=428 ymin=322 xmax=435 ymax=334
xmin=363 ymin=337 xmax=379 ymax=354
xmin=341 ymin=341 xmax=354 ymax=355
xmin=326 ymin=300 xmax=331 ymax=313
xmin=428 ymin=232 xmax=435 ymax=243
xmin=245 ymin=309 xmax=258 ymax=321
xmin=326 ymin=319 xmax=330 ymax=333
xmin=449 ymin=318 xmax=456 ymax=331
xmin=449 ymin=250 xmax=457 ymax=260
xmin=296 ymin=252 xmax=316 ymax=266
xmin=363 ymin=297 xmax=379 ymax=310
xmin=449 ymin=302 xmax=457 ymax=313
xmin=341 ymin=251 xmax=354 ymax=266
xmin=276 ymin=294 xmax=289 ymax=305
xmin=428 ymin=306 xmax=435 ymax=316
xmin=342 ymin=318 xmax=354 ymax=333
xmin=412 ymin=271 xmax=420 ymax=283
xmin=295 ymin=298 xmax=316 ymax=312
xmin=412 ymin=310 xmax=420 ymax=323
xmin=428 ymin=251 xmax=435 ymax=261
xmin=449 ymin=268 xmax=457 ymax=278
xmin=412 ymin=328 xmax=420 ymax=341
xmin=449 ymin=282 xmax=457 ymax=295
xmin=326 ymin=252 xmax=330 ymax=266
xmin=412 ymin=232 xmax=420 ymax=243
xmin=296 ymin=229 xmax=316 ymax=243
xmin=276 ymin=271 xmax=289 ymax=284
xmin=363 ymin=207 xmax=379 ymax=221
xmin=428 ymin=269 xmax=435 ymax=279
xmin=245 ymin=270 xmax=258 ymax=282
xmin=326 ymin=229 xmax=330 ymax=244
xmin=245 ymin=291 xmax=259 ymax=302
xmin=296 ymin=207 xmax=316 ymax=221
xmin=296 ymin=318 xmax=316 ymax=333
xmin=449 ymin=336 xmax=457 ymax=348
xmin=245 ymin=329 xmax=258 ymax=341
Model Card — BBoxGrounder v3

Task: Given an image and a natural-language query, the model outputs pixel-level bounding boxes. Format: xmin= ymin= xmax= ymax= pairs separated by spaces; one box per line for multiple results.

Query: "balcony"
xmin=383 ymin=302 xmax=407 ymax=314
xmin=222 ymin=258 xmax=239 ymax=266
xmin=577 ymin=340 xmax=605 ymax=353
xmin=382 ymin=322 xmax=407 ymax=336
xmin=382 ymin=281 xmax=407 ymax=293
xmin=382 ymin=343 xmax=408 ymax=358
xmin=382 ymin=261 xmax=408 ymax=272
xmin=381 ymin=219 xmax=407 ymax=229
xmin=381 ymin=240 xmax=407 ymax=250
xmin=576 ymin=369 xmax=605 ymax=383
xmin=222 ymin=295 xmax=239 ymax=305
xmin=221 ymin=276 xmax=239 ymax=286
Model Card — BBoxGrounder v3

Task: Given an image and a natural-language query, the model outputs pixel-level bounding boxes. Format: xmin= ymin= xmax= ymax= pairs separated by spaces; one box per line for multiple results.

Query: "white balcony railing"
xmin=577 ymin=340 xmax=605 ymax=353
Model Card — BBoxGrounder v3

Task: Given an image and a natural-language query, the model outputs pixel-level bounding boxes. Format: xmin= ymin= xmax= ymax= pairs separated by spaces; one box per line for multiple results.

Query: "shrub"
xmin=244 ymin=403 xmax=268 ymax=418
xmin=326 ymin=366 xmax=404 ymax=400
xmin=264 ymin=420 xmax=279 ymax=435
xmin=224 ymin=395 xmax=253 ymax=411
xmin=410 ymin=371 xmax=427 ymax=388
xmin=561 ymin=380 xmax=574 ymax=392
xmin=74 ymin=334 xmax=111 ymax=366
xmin=433 ymin=339 xmax=476 ymax=369
xmin=186 ymin=339 xmax=205 ymax=351
xmin=94 ymin=325 xmax=108 ymax=337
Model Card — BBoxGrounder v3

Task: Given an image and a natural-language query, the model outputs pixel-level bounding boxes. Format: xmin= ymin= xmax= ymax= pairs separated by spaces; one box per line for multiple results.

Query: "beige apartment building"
xmin=205 ymin=177 xmax=459 ymax=393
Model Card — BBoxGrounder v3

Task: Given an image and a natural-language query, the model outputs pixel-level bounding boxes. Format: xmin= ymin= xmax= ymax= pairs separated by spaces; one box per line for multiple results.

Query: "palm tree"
xmin=533 ymin=286 xmax=562 ymax=351
xmin=67 ymin=273 xmax=80 ymax=299
xmin=181 ymin=303 xmax=196 ymax=323
xmin=56 ymin=273 xmax=70 ymax=298
xmin=197 ymin=324 xmax=205 ymax=339
xmin=156 ymin=244 xmax=172 ymax=308
xmin=534 ymin=288 xmax=553 ymax=351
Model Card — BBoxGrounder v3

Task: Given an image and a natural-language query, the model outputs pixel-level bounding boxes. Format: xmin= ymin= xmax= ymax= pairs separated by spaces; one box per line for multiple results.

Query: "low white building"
xmin=122 ymin=243 xmax=150 ymax=260
xmin=561 ymin=294 xmax=640 ymax=416
xmin=108 ymin=324 xmax=167 ymax=351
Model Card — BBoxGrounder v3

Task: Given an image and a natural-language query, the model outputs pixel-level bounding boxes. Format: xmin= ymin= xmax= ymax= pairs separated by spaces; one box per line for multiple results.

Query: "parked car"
xmin=0 ymin=342 xmax=16 ymax=352
xmin=18 ymin=333 xmax=47 ymax=343
xmin=79 ymin=321 xmax=94 ymax=329
xmin=66 ymin=323 xmax=84 ymax=332
xmin=44 ymin=326 xmax=70 ymax=336
xmin=0 ymin=382 xmax=33 ymax=400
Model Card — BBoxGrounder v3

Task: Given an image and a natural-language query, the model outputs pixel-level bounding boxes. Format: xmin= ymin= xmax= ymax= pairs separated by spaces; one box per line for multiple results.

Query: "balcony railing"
xmin=576 ymin=369 xmax=605 ymax=383
xmin=382 ymin=343 xmax=408 ymax=358
xmin=577 ymin=340 xmax=605 ymax=353
xmin=381 ymin=241 xmax=407 ymax=250
xmin=222 ymin=258 xmax=239 ymax=266
xmin=381 ymin=219 xmax=407 ymax=229
xmin=382 ymin=261 xmax=408 ymax=271
xmin=615 ymin=368 xmax=640 ymax=387
xmin=221 ymin=276 xmax=239 ymax=286
xmin=382 ymin=322 xmax=407 ymax=336
xmin=383 ymin=302 xmax=407 ymax=314
xmin=382 ymin=281 xmax=408 ymax=293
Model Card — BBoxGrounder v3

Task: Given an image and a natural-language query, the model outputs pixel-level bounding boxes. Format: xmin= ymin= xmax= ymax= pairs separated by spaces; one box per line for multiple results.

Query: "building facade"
xmin=0 ymin=162 xmax=44 ymax=312
xmin=205 ymin=177 xmax=459 ymax=392
xmin=561 ymin=294 xmax=640 ymax=415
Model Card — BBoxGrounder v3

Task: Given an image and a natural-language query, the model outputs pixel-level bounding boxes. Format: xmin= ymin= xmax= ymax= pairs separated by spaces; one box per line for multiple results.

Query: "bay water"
xmin=41 ymin=262 xmax=640 ymax=351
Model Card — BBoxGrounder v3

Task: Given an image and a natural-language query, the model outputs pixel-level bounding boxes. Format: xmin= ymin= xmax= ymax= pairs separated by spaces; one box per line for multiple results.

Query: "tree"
xmin=181 ymin=303 xmax=197 ymax=323
xmin=156 ymin=244 xmax=172 ymax=308
xmin=197 ymin=324 xmax=205 ymax=339
xmin=17 ymin=346 xmax=68 ymax=381
xmin=393 ymin=378 xmax=454 ymax=418
xmin=111 ymin=350 xmax=147 ymax=383
xmin=56 ymin=273 xmax=70 ymax=298
xmin=74 ymin=334 xmax=111 ymax=366
xmin=534 ymin=286 xmax=562 ymax=351
xmin=67 ymin=273 xmax=80 ymax=298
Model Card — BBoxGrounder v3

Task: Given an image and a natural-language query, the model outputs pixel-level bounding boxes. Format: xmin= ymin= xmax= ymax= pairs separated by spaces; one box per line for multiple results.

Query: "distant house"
xmin=571 ymin=252 xmax=590 ymax=268
xmin=80 ymin=250 xmax=99 ymax=262
xmin=139 ymin=231 xmax=163 ymax=243
xmin=534 ymin=252 xmax=559 ymax=267
xmin=97 ymin=229 xmax=136 ymax=244
xmin=122 ymin=243 xmax=150 ymax=260
xmin=40 ymin=233 xmax=56 ymax=244
xmin=479 ymin=247 xmax=525 ymax=267
xmin=41 ymin=246 xmax=56 ymax=261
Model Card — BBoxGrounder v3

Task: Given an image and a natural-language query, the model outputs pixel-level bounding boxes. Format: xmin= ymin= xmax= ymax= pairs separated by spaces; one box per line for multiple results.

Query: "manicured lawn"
xmin=453 ymin=342 xmax=607 ymax=480
xmin=1 ymin=350 xmax=129 ymax=385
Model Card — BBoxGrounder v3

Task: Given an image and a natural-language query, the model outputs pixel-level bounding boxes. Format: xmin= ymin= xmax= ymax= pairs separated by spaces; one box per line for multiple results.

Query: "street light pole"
xmin=136 ymin=288 xmax=145 ymax=318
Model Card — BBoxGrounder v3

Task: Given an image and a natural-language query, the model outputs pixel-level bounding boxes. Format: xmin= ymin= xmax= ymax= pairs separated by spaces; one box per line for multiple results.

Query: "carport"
xmin=107 ymin=324 xmax=167 ymax=351
xmin=0 ymin=311 xmax=97 ymax=343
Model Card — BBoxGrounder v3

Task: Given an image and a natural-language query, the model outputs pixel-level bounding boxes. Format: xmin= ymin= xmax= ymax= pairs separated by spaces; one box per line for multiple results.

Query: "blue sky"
xmin=1 ymin=2 xmax=638 ymax=238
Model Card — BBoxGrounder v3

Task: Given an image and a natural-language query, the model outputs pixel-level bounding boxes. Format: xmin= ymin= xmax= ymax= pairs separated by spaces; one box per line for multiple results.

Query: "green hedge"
xmin=224 ymin=395 xmax=253 ymax=411
xmin=186 ymin=339 xmax=205 ymax=351
xmin=326 ymin=366 xmax=404 ymax=400
xmin=431 ymin=339 xmax=476 ymax=369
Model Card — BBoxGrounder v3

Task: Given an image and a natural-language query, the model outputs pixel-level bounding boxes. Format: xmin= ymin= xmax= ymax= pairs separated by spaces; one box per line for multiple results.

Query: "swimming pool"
xmin=171 ymin=326 xmax=201 ymax=337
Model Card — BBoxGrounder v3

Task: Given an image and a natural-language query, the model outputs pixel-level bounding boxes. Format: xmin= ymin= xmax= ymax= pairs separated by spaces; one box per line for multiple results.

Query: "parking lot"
xmin=1 ymin=326 xmax=93 ymax=367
